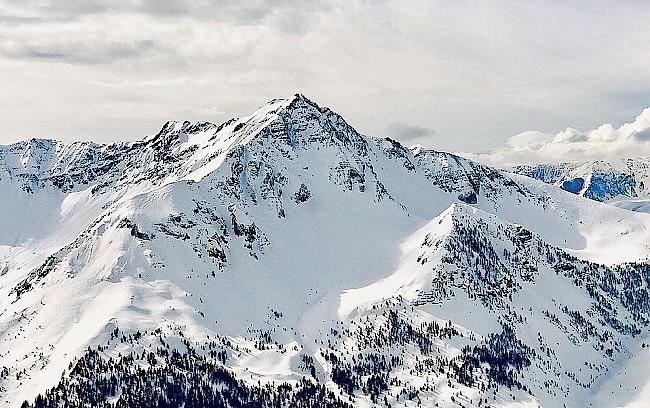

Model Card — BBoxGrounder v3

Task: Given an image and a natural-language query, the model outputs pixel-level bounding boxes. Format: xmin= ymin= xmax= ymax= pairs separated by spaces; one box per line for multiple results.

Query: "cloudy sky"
xmin=1 ymin=0 xmax=649 ymax=165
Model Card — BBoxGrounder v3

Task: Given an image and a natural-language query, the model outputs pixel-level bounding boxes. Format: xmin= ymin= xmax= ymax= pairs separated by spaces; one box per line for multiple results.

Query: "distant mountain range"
xmin=511 ymin=158 xmax=650 ymax=214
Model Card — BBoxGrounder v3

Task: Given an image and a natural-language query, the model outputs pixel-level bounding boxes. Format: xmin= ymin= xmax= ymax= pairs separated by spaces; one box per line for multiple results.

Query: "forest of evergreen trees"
xmin=21 ymin=344 xmax=351 ymax=408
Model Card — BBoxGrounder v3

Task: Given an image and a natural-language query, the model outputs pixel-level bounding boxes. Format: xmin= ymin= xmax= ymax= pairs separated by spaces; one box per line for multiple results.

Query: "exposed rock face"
xmin=512 ymin=158 xmax=650 ymax=202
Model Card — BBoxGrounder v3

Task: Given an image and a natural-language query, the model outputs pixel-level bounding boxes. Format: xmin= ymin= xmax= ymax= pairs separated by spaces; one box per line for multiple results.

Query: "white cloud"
xmin=506 ymin=131 xmax=553 ymax=149
xmin=0 ymin=0 xmax=649 ymax=152
xmin=466 ymin=108 xmax=650 ymax=167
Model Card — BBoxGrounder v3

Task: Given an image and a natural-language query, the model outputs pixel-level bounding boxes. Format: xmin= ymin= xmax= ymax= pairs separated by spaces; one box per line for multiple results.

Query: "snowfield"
xmin=2 ymin=94 xmax=650 ymax=407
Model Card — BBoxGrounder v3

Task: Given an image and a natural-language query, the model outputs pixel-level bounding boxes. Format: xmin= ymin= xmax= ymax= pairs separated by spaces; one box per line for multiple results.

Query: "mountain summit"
xmin=3 ymin=95 xmax=650 ymax=407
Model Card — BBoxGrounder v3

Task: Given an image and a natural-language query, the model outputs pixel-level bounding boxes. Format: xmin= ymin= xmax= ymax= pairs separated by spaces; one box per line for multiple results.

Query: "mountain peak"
xmin=266 ymin=92 xmax=313 ymax=106
xmin=260 ymin=93 xmax=322 ymax=118
xmin=143 ymin=94 xmax=340 ymax=154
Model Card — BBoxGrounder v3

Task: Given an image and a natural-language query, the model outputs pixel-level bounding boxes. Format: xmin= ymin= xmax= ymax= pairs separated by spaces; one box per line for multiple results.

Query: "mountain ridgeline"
xmin=2 ymin=94 xmax=650 ymax=408
xmin=512 ymin=158 xmax=650 ymax=202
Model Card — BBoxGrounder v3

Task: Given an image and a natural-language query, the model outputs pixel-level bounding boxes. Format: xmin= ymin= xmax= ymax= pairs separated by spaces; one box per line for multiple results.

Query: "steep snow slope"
xmin=2 ymin=94 xmax=650 ymax=407
xmin=610 ymin=197 xmax=650 ymax=214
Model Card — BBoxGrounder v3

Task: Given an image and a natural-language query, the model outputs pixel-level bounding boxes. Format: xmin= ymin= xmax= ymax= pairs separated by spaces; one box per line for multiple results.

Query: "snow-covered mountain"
xmin=511 ymin=158 xmax=650 ymax=202
xmin=3 ymin=94 xmax=650 ymax=407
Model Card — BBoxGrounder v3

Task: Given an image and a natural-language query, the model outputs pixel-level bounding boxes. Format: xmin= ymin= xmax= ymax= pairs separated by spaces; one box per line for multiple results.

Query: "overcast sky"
xmin=1 ymin=0 xmax=649 ymax=164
